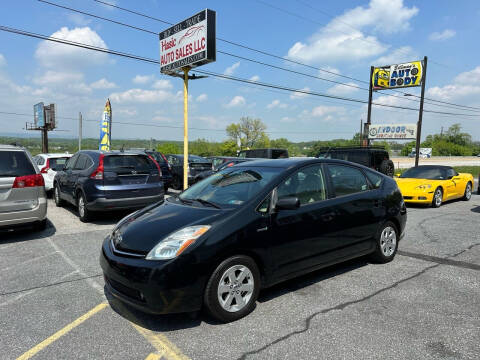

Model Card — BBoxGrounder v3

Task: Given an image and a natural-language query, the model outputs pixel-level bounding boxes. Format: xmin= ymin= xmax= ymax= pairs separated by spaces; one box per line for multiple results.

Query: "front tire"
xmin=432 ymin=187 xmax=443 ymax=208
xmin=370 ymin=221 xmax=398 ymax=263
xmin=379 ymin=159 xmax=395 ymax=177
xmin=204 ymin=255 xmax=260 ymax=323
xmin=77 ymin=192 xmax=91 ymax=222
xmin=463 ymin=182 xmax=472 ymax=201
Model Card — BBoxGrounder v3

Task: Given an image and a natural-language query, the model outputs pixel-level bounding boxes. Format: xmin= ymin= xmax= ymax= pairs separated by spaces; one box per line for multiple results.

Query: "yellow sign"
xmin=372 ymin=61 xmax=423 ymax=90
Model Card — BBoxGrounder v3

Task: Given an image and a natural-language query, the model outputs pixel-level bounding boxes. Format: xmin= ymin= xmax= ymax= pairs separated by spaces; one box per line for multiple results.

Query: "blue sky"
xmin=1 ymin=0 xmax=480 ymax=142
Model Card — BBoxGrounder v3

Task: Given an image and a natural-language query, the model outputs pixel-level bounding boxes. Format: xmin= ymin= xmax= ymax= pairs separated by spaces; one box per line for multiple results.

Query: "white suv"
xmin=33 ymin=153 xmax=72 ymax=192
xmin=0 ymin=144 xmax=47 ymax=230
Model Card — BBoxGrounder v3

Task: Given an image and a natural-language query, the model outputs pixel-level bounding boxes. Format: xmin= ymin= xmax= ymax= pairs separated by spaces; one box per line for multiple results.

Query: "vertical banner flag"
xmin=99 ymin=99 xmax=112 ymax=151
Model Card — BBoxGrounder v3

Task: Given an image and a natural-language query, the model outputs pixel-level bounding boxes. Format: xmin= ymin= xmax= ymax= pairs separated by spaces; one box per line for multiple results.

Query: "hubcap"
xmin=217 ymin=265 xmax=254 ymax=313
xmin=435 ymin=190 xmax=442 ymax=206
xmin=78 ymin=197 xmax=85 ymax=217
xmin=380 ymin=226 xmax=397 ymax=257
xmin=55 ymin=187 xmax=59 ymax=202
xmin=466 ymin=184 xmax=472 ymax=199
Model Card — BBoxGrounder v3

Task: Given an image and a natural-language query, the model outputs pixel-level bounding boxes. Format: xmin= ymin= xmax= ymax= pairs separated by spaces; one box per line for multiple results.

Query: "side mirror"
xmin=275 ymin=196 xmax=300 ymax=211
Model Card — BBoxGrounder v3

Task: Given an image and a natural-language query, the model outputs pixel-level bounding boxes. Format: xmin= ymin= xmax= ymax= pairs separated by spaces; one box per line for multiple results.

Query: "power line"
xmin=35 ymin=0 xmax=480 ymax=113
xmin=1 ymin=25 xmax=479 ymax=120
xmin=90 ymin=0 xmax=480 ymax=111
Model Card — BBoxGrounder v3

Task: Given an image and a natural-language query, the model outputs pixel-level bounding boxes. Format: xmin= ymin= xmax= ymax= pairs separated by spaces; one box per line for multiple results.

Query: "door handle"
xmin=256 ymin=226 xmax=268 ymax=232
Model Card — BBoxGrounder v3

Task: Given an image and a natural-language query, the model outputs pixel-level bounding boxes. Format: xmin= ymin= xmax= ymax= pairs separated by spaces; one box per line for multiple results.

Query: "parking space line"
xmin=16 ymin=302 xmax=108 ymax=360
xmin=0 ymin=251 xmax=58 ymax=272
xmin=131 ymin=322 xmax=189 ymax=360
xmin=145 ymin=353 xmax=162 ymax=360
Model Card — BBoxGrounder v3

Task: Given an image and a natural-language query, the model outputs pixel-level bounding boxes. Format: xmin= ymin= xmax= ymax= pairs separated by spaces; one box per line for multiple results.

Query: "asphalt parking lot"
xmin=1 ymin=186 xmax=480 ymax=360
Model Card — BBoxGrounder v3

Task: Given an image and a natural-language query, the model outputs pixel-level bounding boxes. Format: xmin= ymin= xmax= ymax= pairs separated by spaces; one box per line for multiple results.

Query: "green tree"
xmin=226 ymin=117 xmax=269 ymax=149
xmin=219 ymin=140 xmax=238 ymax=156
xmin=157 ymin=142 xmax=181 ymax=154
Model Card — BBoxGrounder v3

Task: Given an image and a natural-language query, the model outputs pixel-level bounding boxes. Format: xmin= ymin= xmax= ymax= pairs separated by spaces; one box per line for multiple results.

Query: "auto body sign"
xmin=372 ymin=60 xmax=423 ymax=90
xmin=368 ymin=124 xmax=417 ymax=139
xmin=159 ymin=9 xmax=216 ymax=74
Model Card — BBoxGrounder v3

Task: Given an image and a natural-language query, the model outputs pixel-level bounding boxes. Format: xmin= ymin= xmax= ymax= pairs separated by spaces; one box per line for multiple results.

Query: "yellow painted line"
xmin=16 ymin=302 xmax=108 ymax=360
xmin=145 ymin=353 xmax=162 ymax=360
xmin=131 ymin=322 xmax=189 ymax=360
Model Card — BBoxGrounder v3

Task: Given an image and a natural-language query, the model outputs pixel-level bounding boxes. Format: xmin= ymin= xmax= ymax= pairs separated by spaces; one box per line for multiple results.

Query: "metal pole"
xmin=78 ymin=112 xmax=82 ymax=151
xmin=42 ymin=126 xmax=48 ymax=153
xmin=183 ymin=67 xmax=189 ymax=190
xmin=360 ymin=119 xmax=363 ymax=146
xmin=415 ymin=56 xmax=428 ymax=167
xmin=366 ymin=66 xmax=374 ymax=146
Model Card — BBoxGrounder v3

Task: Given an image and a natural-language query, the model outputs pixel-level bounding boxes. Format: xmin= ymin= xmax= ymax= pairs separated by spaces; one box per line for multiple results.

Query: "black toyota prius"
xmin=100 ymin=158 xmax=407 ymax=322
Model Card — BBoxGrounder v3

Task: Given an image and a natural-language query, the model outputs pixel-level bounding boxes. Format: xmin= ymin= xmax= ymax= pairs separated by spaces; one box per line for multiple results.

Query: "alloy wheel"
xmin=380 ymin=226 xmax=397 ymax=257
xmin=465 ymin=183 xmax=472 ymax=200
xmin=78 ymin=196 xmax=85 ymax=218
xmin=217 ymin=265 xmax=254 ymax=313
xmin=434 ymin=189 xmax=442 ymax=207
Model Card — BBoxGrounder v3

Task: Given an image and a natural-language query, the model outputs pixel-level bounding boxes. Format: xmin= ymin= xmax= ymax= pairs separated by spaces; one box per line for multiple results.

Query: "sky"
xmin=1 ymin=0 xmax=480 ymax=143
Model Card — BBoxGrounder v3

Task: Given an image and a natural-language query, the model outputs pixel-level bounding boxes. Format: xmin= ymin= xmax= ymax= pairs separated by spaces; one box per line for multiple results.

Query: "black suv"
xmin=53 ymin=150 xmax=164 ymax=221
xmin=166 ymin=154 xmax=212 ymax=190
xmin=238 ymin=148 xmax=289 ymax=159
xmin=317 ymin=146 xmax=395 ymax=177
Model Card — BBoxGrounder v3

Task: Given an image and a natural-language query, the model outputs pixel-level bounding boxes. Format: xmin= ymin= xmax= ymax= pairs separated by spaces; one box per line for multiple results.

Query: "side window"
xmin=84 ymin=156 xmax=93 ymax=169
xmin=446 ymin=168 xmax=456 ymax=178
xmin=65 ymin=155 xmax=78 ymax=170
xmin=328 ymin=164 xmax=369 ymax=197
xmin=74 ymin=155 xmax=88 ymax=170
xmin=277 ymin=165 xmax=327 ymax=205
xmin=365 ymin=171 xmax=383 ymax=189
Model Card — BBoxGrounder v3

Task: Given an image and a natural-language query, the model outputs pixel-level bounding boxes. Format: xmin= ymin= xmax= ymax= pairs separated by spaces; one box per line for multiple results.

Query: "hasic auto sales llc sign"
xmin=159 ymin=9 xmax=216 ymax=74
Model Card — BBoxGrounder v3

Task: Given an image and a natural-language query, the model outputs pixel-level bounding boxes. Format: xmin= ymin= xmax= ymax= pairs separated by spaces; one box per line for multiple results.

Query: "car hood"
xmin=395 ymin=178 xmax=438 ymax=191
xmin=113 ymin=199 xmax=225 ymax=254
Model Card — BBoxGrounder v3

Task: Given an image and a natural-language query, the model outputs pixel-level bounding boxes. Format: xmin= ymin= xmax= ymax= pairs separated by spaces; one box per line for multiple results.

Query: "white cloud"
xmin=429 ymin=29 xmax=456 ymax=41
xmin=224 ymin=62 xmax=240 ymax=76
xmin=196 ymin=93 xmax=208 ymax=102
xmin=249 ymin=75 xmax=260 ymax=82
xmin=266 ymin=99 xmax=288 ymax=109
xmin=327 ymin=82 xmax=360 ymax=96
xmin=133 ymin=75 xmax=155 ymax=84
xmin=152 ymin=79 xmax=173 ymax=89
xmin=152 ymin=115 xmax=175 ymax=123
xmin=90 ymin=78 xmax=116 ymax=89
xmin=290 ymin=87 xmax=310 ymax=99
xmin=427 ymin=66 xmax=480 ymax=101
xmin=116 ymin=108 xmax=138 ymax=116
xmin=373 ymin=46 xmax=417 ymax=65
xmin=280 ymin=116 xmax=296 ymax=123
xmin=109 ymin=88 xmax=181 ymax=103
xmin=33 ymin=70 xmax=84 ymax=85
xmin=225 ymin=95 xmax=246 ymax=108
xmin=67 ymin=13 xmax=92 ymax=26
xmin=0 ymin=54 xmax=6 ymax=67
xmin=287 ymin=0 xmax=418 ymax=64
xmin=35 ymin=27 xmax=108 ymax=69
xmin=311 ymin=105 xmax=343 ymax=117
xmin=319 ymin=66 xmax=340 ymax=79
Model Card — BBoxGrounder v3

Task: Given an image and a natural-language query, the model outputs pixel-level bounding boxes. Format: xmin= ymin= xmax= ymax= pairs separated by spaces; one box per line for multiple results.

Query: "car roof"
xmin=37 ymin=153 xmax=72 ymax=157
xmin=0 ymin=144 xmax=26 ymax=150
xmin=233 ymin=158 xmax=368 ymax=169
xmin=409 ymin=165 xmax=452 ymax=169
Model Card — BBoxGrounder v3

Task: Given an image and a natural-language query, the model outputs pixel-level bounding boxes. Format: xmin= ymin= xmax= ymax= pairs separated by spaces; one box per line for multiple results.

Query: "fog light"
xmin=418 ymin=196 xmax=427 ymax=200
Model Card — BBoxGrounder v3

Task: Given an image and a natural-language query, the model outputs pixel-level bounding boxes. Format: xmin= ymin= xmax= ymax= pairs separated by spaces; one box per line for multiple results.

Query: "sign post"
xmin=28 ymin=102 xmax=56 ymax=153
xmin=366 ymin=66 xmax=374 ymax=146
xmin=414 ymin=56 xmax=428 ymax=167
xmin=159 ymin=9 xmax=216 ymax=190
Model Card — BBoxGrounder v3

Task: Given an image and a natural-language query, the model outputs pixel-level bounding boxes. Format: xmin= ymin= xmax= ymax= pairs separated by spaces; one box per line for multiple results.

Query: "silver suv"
xmin=0 ymin=145 xmax=47 ymax=230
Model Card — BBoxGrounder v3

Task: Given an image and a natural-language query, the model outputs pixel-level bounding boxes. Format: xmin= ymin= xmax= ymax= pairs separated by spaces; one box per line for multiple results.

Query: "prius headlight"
xmin=145 ymin=225 xmax=211 ymax=260
xmin=415 ymin=184 xmax=432 ymax=190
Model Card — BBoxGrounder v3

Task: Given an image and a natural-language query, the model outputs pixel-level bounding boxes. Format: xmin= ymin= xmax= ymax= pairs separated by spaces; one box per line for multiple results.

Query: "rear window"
xmin=104 ymin=155 xmax=155 ymax=174
xmin=49 ymin=157 xmax=69 ymax=168
xmin=0 ymin=151 xmax=36 ymax=177
xmin=272 ymin=149 xmax=288 ymax=159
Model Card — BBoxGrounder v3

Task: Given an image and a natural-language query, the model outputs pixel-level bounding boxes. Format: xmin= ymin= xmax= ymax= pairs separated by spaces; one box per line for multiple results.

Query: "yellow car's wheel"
xmin=432 ymin=187 xmax=443 ymax=208
xmin=463 ymin=182 xmax=472 ymax=201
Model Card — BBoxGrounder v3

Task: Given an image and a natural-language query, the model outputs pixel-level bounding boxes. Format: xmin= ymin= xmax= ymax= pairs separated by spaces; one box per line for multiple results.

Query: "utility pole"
xmin=366 ymin=66 xmax=374 ymax=146
xmin=78 ymin=112 xmax=82 ymax=151
xmin=414 ymin=56 xmax=428 ymax=167
xmin=41 ymin=126 xmax=48 ymax=153
xmin=360 ymin=119 xmax=363 ymax=146
xmin=183 ymin=67 xmax=189 ymax=190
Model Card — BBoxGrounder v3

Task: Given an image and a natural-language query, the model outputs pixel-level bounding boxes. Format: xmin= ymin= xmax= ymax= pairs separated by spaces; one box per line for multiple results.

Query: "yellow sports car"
xmin=395 ymin=165 xmax=474 ymax=207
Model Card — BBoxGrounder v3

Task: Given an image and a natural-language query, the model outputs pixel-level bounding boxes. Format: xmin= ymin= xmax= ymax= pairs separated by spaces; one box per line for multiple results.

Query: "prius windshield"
xmin=400 ymin=167 xmax=447 ymax=180
xmin=179 ymin=167 xmax=282 ymax=207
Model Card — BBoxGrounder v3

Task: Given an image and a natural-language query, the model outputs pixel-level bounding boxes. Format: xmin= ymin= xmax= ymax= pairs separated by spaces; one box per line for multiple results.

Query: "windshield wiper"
xmin=192 ymin=198 xmax=221 ymax=209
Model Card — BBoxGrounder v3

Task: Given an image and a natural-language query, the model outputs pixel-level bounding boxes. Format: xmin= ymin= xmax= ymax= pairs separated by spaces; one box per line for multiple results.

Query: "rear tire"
xmin=432 ymin=187 xmax=443 ymax=208
xmin=54 ymin=184 xmax=64 ymax=207
xmin=463 ymin=182 xmax=472 ymax=201
xmin=370 ymin=221 xmax=398 ymax=263
xmin=379 ymin=159 xmax=395 ymax=177
xmin=204 ymin=255 xmax=260 ymax=323
xmin=77 ymin=192 xmax=91 ymax=222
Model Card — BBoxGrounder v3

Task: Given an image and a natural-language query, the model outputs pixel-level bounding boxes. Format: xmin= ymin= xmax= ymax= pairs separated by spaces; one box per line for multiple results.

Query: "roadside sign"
xmin=44 ymin=103 xmax=56 ymax=129
xmin=34 ymin=102 xmax=45 ymax=128
xmin=372 ymin=60 xmax=424 ymax=90
xmin=159 ymin=9 xmax=216 ymax=74
xmin=368 ymin=124 xmax=417 ymax=139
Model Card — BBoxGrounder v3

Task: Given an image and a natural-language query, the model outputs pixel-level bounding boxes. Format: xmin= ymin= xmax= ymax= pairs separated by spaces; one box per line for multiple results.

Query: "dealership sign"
xmin=159 ymin=9 xmax=216 ymax=74
xmin=372 ymin=60 xmax=423 ymax=90
xmin=368 ymin=124 xmax=417 ymax=139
